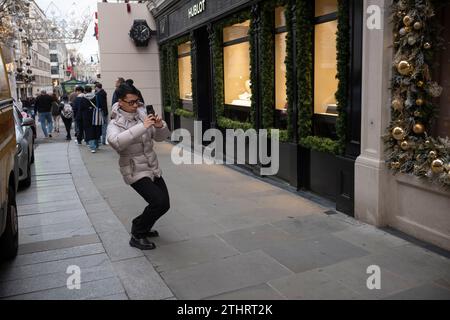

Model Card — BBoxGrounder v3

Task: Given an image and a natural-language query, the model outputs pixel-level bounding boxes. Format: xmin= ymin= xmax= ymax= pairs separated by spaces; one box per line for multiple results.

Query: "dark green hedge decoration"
xmin=217 ymin=117 xmax=253 ymax=131
xmin=212 ymin=10 xmax=253 ymax=129
xmin=259 ymin=2 xmax=275 ymax=130
xmin=296 ymin=0 xmax=313 ymax=141
xmin=174 ymin=108 xmax=195 ymax=119
xmin=190 ymin=35 xmax=199 ymax=118
xmin=296 ymin=0 xmax=350 ymax=155
xmin=335 ymin=0 xmax=350 ymax=155
xmin=285 ymin=0 xmax=295 ymax=141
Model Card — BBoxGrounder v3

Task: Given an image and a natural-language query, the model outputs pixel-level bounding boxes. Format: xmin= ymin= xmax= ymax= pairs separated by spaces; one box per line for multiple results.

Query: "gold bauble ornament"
xmin=397 ymin=61 xmax=412 ymax=75
xmin=431 ymin=159 xmax=444 ymax=174
xmin=413 ymin=123 xmax=425 ymax=134
xmin=392 ymin=127 xmax=405 ymax=140
xmin=414 ymin=111 xmax=421 ymax=117
xmin=429 ymin=151 xmax=437 ymax=160
xmin=413 ymin=22 xmax=423 ymax=30
xmin=417 ymin=81 xmax=424 ymax=88
xmin=403 ymin=15 xmax=413 ymax=26
xmin=404 ymin=26 xmax=412 ymax=33
xmin=400 ymin=141 xmax=410 ymax=151
xmin=392 ymin=99 xmax=404 ymax=111
xmin=391 ymin=162 xmax=401 ymax=170
xmin=424 ymin=42 xmax=431 ymax=49
xmin=416 ymin=98 xmax=424 ymax=106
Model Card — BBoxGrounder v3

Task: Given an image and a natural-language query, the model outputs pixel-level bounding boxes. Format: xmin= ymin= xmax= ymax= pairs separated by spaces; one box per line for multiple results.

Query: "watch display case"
xmin=178 ymin=42 xmax=193 ymax=101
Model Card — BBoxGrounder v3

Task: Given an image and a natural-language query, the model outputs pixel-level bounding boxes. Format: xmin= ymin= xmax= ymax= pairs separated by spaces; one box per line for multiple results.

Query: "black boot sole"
xmin=129 ymin=239 xmax=156 ymax=251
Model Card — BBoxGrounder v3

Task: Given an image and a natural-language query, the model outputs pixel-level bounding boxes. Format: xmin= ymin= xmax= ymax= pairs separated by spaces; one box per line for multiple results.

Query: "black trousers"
xmin=62 ymin=117 xmax=72 ymax=139
xmin=76 ymin=119 xmax=84 ymax=144
xmin=130 ymin=177 xmax=170 ymax=236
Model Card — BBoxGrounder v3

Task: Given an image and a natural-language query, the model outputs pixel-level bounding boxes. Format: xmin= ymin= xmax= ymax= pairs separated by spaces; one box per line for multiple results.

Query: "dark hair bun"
xmin=116 ymin=84 xmax=140 ymax=100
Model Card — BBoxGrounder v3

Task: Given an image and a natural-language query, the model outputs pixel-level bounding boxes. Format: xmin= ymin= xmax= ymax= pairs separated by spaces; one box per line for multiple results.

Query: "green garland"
xmin=385 ymin=0 xmax=450 ymax=187
xmin=190 ymin=35 xmax=199 ymax=118
xmin=335 ymin=0 xmax=350 ymax=155
xmin=259 ymin=1 xmax=275 ymax=129
xmin=296 ymin=0 xmax=313 ymax=140
xmin=285 ymin=0 xmax=295 ymax=141
xmin=160 ymin=44 xmax=171 ymax=109
xmin=174 ymin=108 xmax=195 ymax=119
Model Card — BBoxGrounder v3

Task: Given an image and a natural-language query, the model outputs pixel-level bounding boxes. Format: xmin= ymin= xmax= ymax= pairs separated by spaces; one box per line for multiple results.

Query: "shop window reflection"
xmin=223 ymin=20 xmax=252 ymax=107
xmin=178 ymin=41 xmax=193 ymax=101
xmin=314 ymin=20 xmax=338 ymax=116
xmin=313 ymin=0 xmax=338 ymax=139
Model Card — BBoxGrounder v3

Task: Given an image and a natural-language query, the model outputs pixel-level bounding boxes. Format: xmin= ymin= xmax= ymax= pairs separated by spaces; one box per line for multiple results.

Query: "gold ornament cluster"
xmin=387 ymin=0 xmax=450 ymax=186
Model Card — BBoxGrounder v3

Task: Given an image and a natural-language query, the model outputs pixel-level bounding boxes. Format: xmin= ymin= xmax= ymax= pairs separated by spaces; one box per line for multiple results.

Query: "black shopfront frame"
xmin=153 ymin=0 xmax=363 ymax=216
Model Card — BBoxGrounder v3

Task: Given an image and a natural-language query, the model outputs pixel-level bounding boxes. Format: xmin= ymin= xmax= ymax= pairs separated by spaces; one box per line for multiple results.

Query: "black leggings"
xmin=62 ymin=117 xmax=72 ymax=139
xmin=130 ymin=177 xmax=170 ymax=236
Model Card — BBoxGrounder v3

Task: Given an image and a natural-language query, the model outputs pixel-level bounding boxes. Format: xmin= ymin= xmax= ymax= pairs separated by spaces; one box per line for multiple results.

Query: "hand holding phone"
xmin=146 ymin=105 xmax=155 ymax=116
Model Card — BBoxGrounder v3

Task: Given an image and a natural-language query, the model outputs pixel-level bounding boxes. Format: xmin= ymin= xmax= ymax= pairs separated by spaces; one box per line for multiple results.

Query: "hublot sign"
xmin=188 ymin=0 xmax=206 ymax=19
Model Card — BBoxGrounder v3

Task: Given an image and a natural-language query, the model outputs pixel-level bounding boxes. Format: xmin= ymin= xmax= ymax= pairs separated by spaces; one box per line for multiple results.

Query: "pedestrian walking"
xmin=107 ymin=84 xmax=171 ymax=250
xmin=51 ymin=94 xmax=61 ymax=133
xmin=60 ymin=96 xmax=74 ymax=141
xmin=35 ymin=90 xmax=54 ymax=138
xmin=73 ymin=86 xmax=85 ymax=145
xmin=111 ymin=77 xmax=125 ymax=106
xmin=69 ymin=89 xmax=78 ymax=106
xmin=95 ymin=82 xmax=109 ymax=145
xmin=78 ymin=86 xmax=103 ymax=153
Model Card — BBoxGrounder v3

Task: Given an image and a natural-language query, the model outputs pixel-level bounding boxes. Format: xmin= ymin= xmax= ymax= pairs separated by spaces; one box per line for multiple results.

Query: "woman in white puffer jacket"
xmin=107 ymin=84 xmax=171 ymax=250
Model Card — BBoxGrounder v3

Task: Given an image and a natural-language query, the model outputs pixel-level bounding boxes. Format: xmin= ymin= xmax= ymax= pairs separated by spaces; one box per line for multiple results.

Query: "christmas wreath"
xmin=386 ymin=0 xmax=450 ymax=187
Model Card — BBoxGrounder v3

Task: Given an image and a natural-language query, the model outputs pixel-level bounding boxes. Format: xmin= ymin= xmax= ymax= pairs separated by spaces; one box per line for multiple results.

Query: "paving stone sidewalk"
xmin=0 ymin=126 xmax=174 ymax=300
xmin=2 ymin=121 xmax=450 ymax=300
xmin=79 ymin=133 xmax=450 ymax=300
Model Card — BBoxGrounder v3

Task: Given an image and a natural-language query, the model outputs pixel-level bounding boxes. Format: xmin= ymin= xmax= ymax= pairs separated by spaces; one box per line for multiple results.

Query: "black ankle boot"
xmin=129 ymin=235 xmax=156 ymax=250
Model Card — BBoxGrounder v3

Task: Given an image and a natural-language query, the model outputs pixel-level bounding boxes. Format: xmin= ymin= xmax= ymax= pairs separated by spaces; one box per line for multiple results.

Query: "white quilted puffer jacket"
xmin=107 ymin=103 xmax=171 ymax=185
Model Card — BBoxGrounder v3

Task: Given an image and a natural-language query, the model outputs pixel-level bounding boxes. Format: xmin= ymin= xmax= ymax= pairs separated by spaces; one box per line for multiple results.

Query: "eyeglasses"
xmin=121 ymin=99 xmax=140 ymax=106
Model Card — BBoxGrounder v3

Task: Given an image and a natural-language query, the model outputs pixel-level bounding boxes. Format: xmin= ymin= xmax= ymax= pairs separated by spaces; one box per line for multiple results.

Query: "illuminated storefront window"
xmin=178 ymin=41 xmax=193 ymax=101
xmin=314 ymin=0 xmax=338 ymax=116
xmin=275 ymin=6 xmax=288 ymax=111
xmin=223 ymin=20 xmax=252 ymax=107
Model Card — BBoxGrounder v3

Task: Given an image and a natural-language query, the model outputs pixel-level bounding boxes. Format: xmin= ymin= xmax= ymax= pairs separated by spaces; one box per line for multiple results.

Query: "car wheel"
xmin=0 ymin=182 xmax=19 ymax=261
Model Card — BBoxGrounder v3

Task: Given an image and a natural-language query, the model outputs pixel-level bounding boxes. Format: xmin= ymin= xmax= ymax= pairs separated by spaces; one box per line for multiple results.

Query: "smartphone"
xmin=146 ymin=105 xmax=155 ymax=116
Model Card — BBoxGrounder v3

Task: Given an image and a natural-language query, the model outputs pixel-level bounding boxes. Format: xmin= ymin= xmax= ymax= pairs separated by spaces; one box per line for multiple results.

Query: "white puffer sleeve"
xmin=107 ymin=122 xmax=147 ymax=152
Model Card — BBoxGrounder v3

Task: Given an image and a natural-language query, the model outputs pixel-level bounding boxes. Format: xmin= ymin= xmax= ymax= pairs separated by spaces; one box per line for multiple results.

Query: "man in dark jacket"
xmin=111 ymin=77 xmax=125 ymax=106
xmin=73 ymin=86 xmax=85 ymax=144
xmin=35 ymin=90 xmax=54 ymax=138
xmin=77 ymin=86 xmax=102 ymax=153
xmin=95 ymin=82 xmax=109 ymax=145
